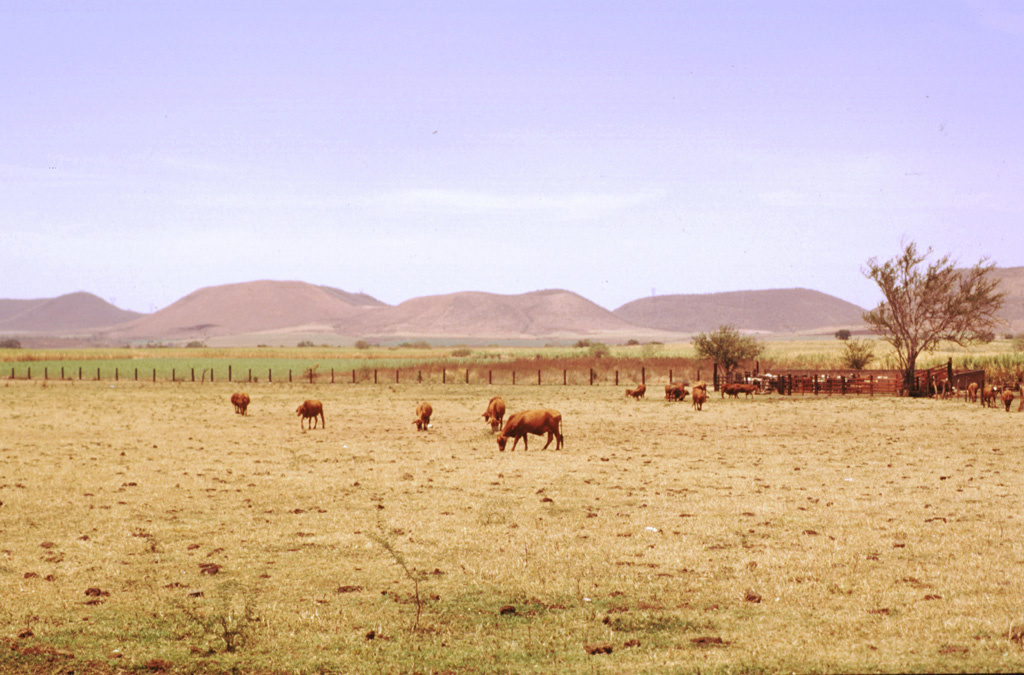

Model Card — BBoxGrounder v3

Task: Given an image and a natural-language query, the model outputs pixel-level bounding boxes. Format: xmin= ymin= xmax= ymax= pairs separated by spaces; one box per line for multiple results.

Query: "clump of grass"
xmin=175 ymin=586 xmax=260 ymax=654
xmin=367 ymin=498 xmax=427 ymax=633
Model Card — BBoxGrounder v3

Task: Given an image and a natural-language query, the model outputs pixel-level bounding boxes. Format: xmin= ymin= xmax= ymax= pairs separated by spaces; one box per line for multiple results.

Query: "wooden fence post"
xmin=466 ymin=369 xmax=470 ymax=384
xmin=538 ymin=369 xmax=542 ymax=385
xmin=669 ymin=369 xmax=673 ymax=383
xmin=152 ymin=368 xmax=156 ymax=383
xmin=641 ymin=366 xmax=646 ymax=385
xmin=396 ymin=369 xmax=400 ymax=384
xmin=250 ymin=369 xmax=253 ymax=383
xmin=615 ymin=370 xmax=619 ymax=386
xmin=590 ymin=368 xmax=594 ymax=385
xmin=489 ymin=370 xmax=492 ymax=385
xmin=97 ymin=367 xmax=100 ymax=381
xmin=442 ymin=368 xmax=446 ymax=384
xmin=290 ymin=370 xmax=293 ymax=383
xmin=191 ymin=368 xmax=195 ymax=382
xmin=172 ymin=369 xmax=175 ymax=382
xmin=563 ymin=369 xmax=567 ymax=385
xmin=373 ymin=369 xmax=377 ymax=384
xmin=513 ymin=371 xmax=516 ymax=385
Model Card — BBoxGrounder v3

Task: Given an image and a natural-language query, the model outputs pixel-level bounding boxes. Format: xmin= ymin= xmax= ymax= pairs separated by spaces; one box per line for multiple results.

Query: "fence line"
xmin=3 ymin=362 xmax=990 ymax=397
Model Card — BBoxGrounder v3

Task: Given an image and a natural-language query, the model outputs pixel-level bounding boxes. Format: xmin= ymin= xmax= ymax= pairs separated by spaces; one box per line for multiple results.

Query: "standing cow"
xmin=965 ymin=382 xmax=979 ymax=403
xmin=496 ymin=409 xmax=563 ymax=452
xmin=414 ymin=402 xmax=433 ymax=430
xmin=665 ymin=383 xmax=688 ymax=401
xmin=482 ymin=396 xmax=506 ymax=433
xmin=230 ymin=392 xmax=250 ymax=415
xmin=296 ymin=399 xmax=325 ymax=430
xmin=692 ymin=386 xmax=708 ymax=411
xmin=1001 ymin=388 xmax=1015 ymax=412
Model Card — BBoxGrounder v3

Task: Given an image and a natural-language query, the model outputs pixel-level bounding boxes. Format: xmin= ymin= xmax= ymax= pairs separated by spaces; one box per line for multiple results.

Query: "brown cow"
xmin=721 ymin=383 xmax=742 ymax=398
xmin=692 ymin=386 xmax=708 ymax=411
xmin=414 ymin=402 xmax=433 ymax=430
xmin=664 ymin=383 xmax=687 ymax=401
xmin=981 ymin=385 xmax=998 ymax=408
xmin=482 ymin=396 xmax=506 ymax=433
xmin=496 ymin=409 xmax=563 ymax=452
xmin=296 ymin=399 xmax=325 ymax=430
xmin=230 ymin=392 xmax=250 ymax=415
xmin=965 ymin=382 xmax=979 ymax=403
xmin=625 ymin=383 xmax=646 ymax=400
xmin=1001 ymin=388 xmax=1015 ymax=412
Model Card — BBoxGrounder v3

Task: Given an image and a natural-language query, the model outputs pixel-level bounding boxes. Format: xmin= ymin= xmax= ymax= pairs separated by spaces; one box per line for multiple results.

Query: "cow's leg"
xmin=542 ymin=431 xmax=553 ymax=450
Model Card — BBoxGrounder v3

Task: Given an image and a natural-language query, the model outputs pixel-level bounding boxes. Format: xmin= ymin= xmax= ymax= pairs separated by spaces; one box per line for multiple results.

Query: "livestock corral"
xmin=2 ymin=379 xmax=1024 ymax=674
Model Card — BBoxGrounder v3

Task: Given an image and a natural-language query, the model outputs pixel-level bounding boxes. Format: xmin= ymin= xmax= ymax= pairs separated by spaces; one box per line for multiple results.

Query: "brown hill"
xmin=338 ymin=289 xmax=654 ymax=339
xmin=989 ymin=267 xmax=1024 ymax=333
xmin=103 ymin=281 xmax=386 ymax=341
xmin=613 ymin=288 xmax=867 ymax=334
xmin=0 ymin=292 xmax=143 ymax=332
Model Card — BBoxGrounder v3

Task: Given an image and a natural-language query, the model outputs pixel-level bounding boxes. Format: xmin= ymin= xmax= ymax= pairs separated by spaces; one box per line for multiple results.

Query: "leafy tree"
xmin=693 ymin=325 xmax=763 ymax=374
xmin=834 ymin=329 xmax=852 ymax=341
xmin=0 ymin=338 xmax=22 ymax=349
xmin=841 ymin=338 xmax=875 ymax=370
xmin=862 ymin=242 xmax=1004 ymax=392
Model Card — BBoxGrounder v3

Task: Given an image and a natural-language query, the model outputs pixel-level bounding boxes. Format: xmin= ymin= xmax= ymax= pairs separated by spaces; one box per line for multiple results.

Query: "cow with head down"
xmin=230 ymin=392 xmax=250 ymax=415
xmin=625 ymin=383 xmax=646 ymax=400
xmin=664 ymin=383 xmax=688 ymax=401
xmin=1001 ymin=388 xmax=1015 ymax=412
xmin=296 ymin=399 xmax=325 ymax=430
xmin=414 ymin=402 xmax=433 ymax=430
xmin=496 ymin=409 xmax=563 ymax=452
xmin=965 ymin=382 xmax=979 ymax=403
xmin=482 ymin=396 xmax=506 ymax=433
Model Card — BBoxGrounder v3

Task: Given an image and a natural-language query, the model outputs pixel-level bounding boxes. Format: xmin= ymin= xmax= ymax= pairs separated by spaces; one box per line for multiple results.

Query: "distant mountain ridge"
xmin=612 ymin=288 xmax=866 ymax=334
xmin=3 ymin=268 xmax=1022 ymax=345
xmin=0 ymin=292 xmax=143 ymax=332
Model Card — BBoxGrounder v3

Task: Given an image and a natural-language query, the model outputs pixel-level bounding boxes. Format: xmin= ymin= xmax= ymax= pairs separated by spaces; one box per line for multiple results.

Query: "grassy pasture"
xmin=2 ymin=380 xmax=1024 ymax=674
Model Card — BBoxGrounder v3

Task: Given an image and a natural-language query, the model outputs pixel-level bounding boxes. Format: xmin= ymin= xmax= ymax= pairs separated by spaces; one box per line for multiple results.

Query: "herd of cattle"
xmin=229 ymin=392 xmax=563 ymax=451
xmin=227 ymin=376 xmax=1022 ymax=451
xmin=961 ymin=381 xmax=1024 ymax=412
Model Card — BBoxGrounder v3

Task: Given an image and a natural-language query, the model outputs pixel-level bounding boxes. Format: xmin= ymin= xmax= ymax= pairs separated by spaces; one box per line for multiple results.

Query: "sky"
xmin=3 ymin=1 xmax=1023 ymax=314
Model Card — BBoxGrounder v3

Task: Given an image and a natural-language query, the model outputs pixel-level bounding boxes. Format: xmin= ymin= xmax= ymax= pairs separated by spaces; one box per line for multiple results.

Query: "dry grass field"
xmin=2 ymin=380 xmax=1024 ymax=674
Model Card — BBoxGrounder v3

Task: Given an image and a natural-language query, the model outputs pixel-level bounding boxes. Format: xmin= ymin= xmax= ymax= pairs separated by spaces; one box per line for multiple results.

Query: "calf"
xmin=296 ymin=399 xmax=325 ymax=430
xmin=496 ymin=409 xmax=563 ymax=452
xmin=625 ymin=383 xmax=646 ymax=400
xmin=692 ymin=386 xmax=708 ymax=411
xmin=482 ymin=396 xmax=506 ymax=433
xmin=230 ymin=392 xmax=250 ymax=415
xmin=414 ymin=402 xmax=433 ymax=430
xmin=965 ymin=382 xmax=979 ymax=403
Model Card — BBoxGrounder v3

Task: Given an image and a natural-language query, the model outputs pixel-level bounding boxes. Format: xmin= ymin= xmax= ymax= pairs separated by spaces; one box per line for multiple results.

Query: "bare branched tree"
xmin=862 ymin=242 xmax=1004 ymax=393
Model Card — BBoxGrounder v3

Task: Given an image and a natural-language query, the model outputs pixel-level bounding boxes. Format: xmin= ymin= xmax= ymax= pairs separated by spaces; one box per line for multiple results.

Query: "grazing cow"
xmin=230 ymin=392 xmax=250 ymax=415
xmin=482 ymin=396 xmax=506 ymax=433
xmin=965 ymin=382 xmax=979 ymax=403
xmin=665 ymin=382 xmax=688 ymax=401
xmin=625 ymin=383 xmax=646 ymax=400
xmin=692 ymin=386 xmax=708 ymax=411
xmin=1001 ymin=388 xmax=1015 ymax=412
xmin=414 ymin=402 xmax=433 ymax=430
xmin=296 ymin=399 xmax=325 ymax=430
xmin=496 ymin=409 xmax=563 ymax=452
xmin=981 ymin=384 xmax=998 ymax=408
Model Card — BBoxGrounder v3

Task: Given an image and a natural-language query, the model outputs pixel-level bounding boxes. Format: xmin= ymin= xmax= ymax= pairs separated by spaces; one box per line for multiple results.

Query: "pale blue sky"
xmin=3 ymin=1 xmax=1022 ymax=313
